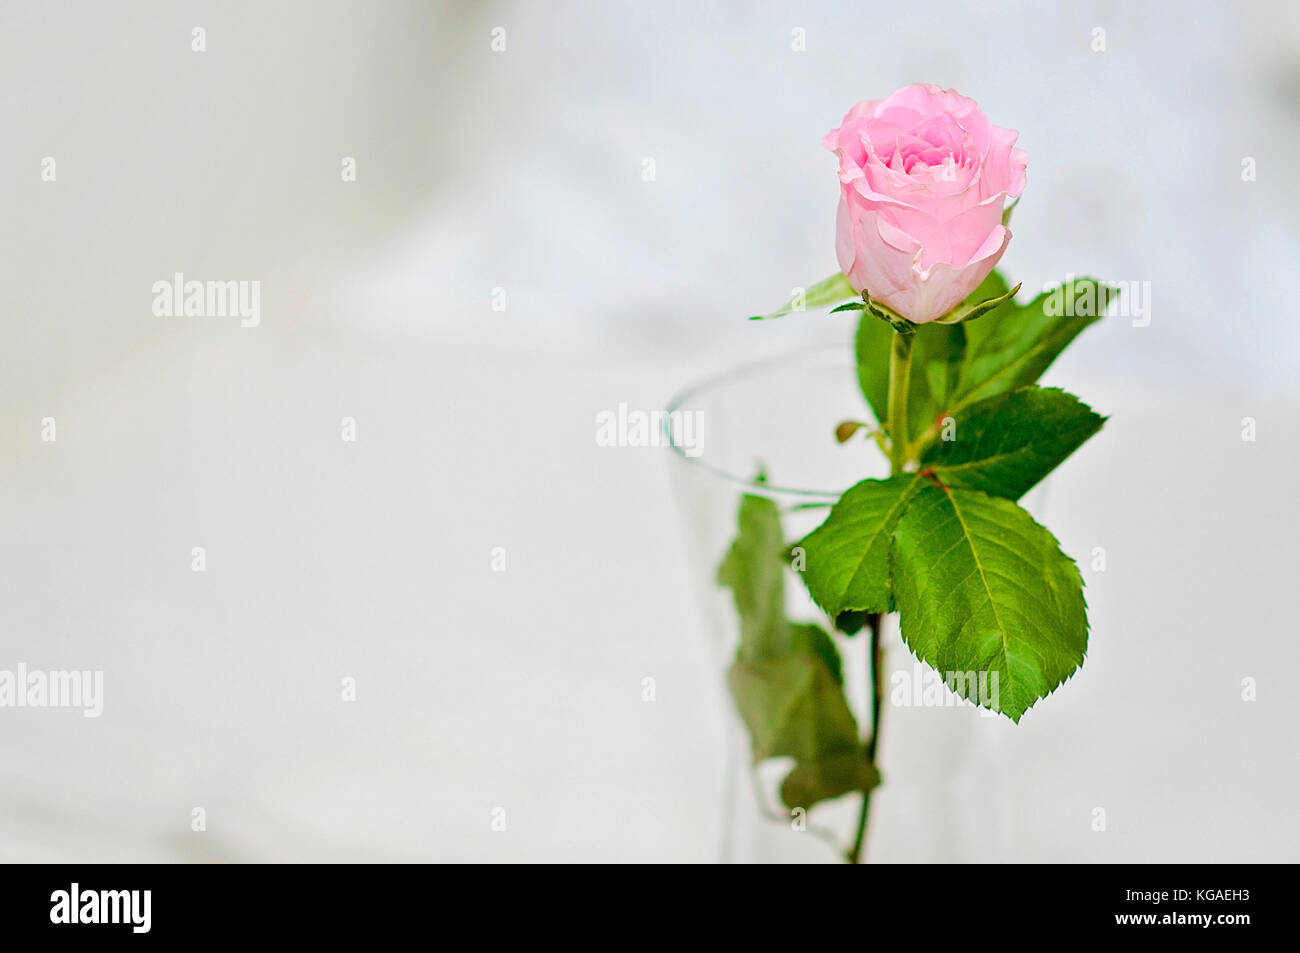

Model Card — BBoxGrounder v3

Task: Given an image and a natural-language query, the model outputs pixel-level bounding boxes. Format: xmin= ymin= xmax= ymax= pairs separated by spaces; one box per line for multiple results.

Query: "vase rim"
xmin=663 ymin=345 xmax=850 ymax=503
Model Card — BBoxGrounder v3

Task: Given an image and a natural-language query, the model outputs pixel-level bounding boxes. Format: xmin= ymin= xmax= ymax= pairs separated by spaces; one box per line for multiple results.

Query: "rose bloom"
xmin=824 ymin=84 xmax=1027 ymax=324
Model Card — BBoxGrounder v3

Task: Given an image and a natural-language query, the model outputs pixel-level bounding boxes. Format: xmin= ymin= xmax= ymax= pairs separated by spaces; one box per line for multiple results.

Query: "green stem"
xmin=846 ymin=611 xmax=884 ymax=865
xmin=848 ymin=323 xmax=914 ymax=865
xmin=887 ymin=326 xmax=915 ymax=475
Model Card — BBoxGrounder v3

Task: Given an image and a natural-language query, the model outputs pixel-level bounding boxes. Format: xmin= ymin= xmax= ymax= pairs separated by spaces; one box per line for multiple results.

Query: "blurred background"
xmin=1 ymin=0 xmax=1297 ymax=862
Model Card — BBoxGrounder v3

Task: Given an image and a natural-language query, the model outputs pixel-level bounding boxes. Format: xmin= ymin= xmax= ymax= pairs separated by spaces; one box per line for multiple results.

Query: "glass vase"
xmin=665 ymin=346 xmax=1041 ymax=863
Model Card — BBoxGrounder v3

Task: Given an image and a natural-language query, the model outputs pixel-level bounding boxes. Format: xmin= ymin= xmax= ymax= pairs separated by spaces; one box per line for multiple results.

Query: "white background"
xmin=1 ymin=0 xmax=1297 ymax=861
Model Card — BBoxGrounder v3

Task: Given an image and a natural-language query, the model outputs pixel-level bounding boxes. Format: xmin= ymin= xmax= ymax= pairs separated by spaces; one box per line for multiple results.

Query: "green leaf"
xmin=854 ymin=309 xmax=893 ymax=425
xmin=717 ymin=495 xmax=878 ymax=811
xmin=798 ymin=475 xmax=925 ymax=616
xmin=791 ymin=623 xmax=843 ymax=684
xmin=779 ymin=751 xmax=879 ymax=811
xmin=716 ymin=494 xmax=791 ymax=660
xmin=749 ymin=272 xmax=856 ymax=321
xmin=897 ymin=277 xmax=1115 ymax=456
xmin=922 ymin=387 xmax=1105 ymax=500
xmin=727 ymin=630 xmax=878 ymax=809
xmin=906 ymin=321 xmax=967 ymax=440
xmin=954 ymin=278 xmax=1116 ymax=411
xmin=856 ymin=273 xmax=1113 ymax=453
xmin=727 ymin=649 xmax=851 ymax=759
xmin=891 ymin=485 xmax=1089 ymax=722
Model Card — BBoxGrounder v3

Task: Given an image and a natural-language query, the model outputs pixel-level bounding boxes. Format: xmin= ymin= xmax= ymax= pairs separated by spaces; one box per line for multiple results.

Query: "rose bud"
xmin=824 ymin=84 xmax=1027 ymax=324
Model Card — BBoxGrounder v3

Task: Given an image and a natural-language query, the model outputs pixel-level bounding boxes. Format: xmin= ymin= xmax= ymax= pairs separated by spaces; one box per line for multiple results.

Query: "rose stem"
xmin=886 ymin=324 xmax=914 ymax=477
xmin=847 ymin=323 xmax=914 ymax=864
xmin=846 ymin=611 xmax=885 ymax=864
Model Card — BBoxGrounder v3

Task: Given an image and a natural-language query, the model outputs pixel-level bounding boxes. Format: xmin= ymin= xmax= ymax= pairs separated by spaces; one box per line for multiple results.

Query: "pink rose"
xmin=824 ymin=84 xmax=1028 ymax=324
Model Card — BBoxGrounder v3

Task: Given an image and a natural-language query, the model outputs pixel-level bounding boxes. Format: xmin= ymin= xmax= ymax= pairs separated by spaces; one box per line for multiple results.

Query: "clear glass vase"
xmin=665 ymin=346 xmax=1039 ymax=863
